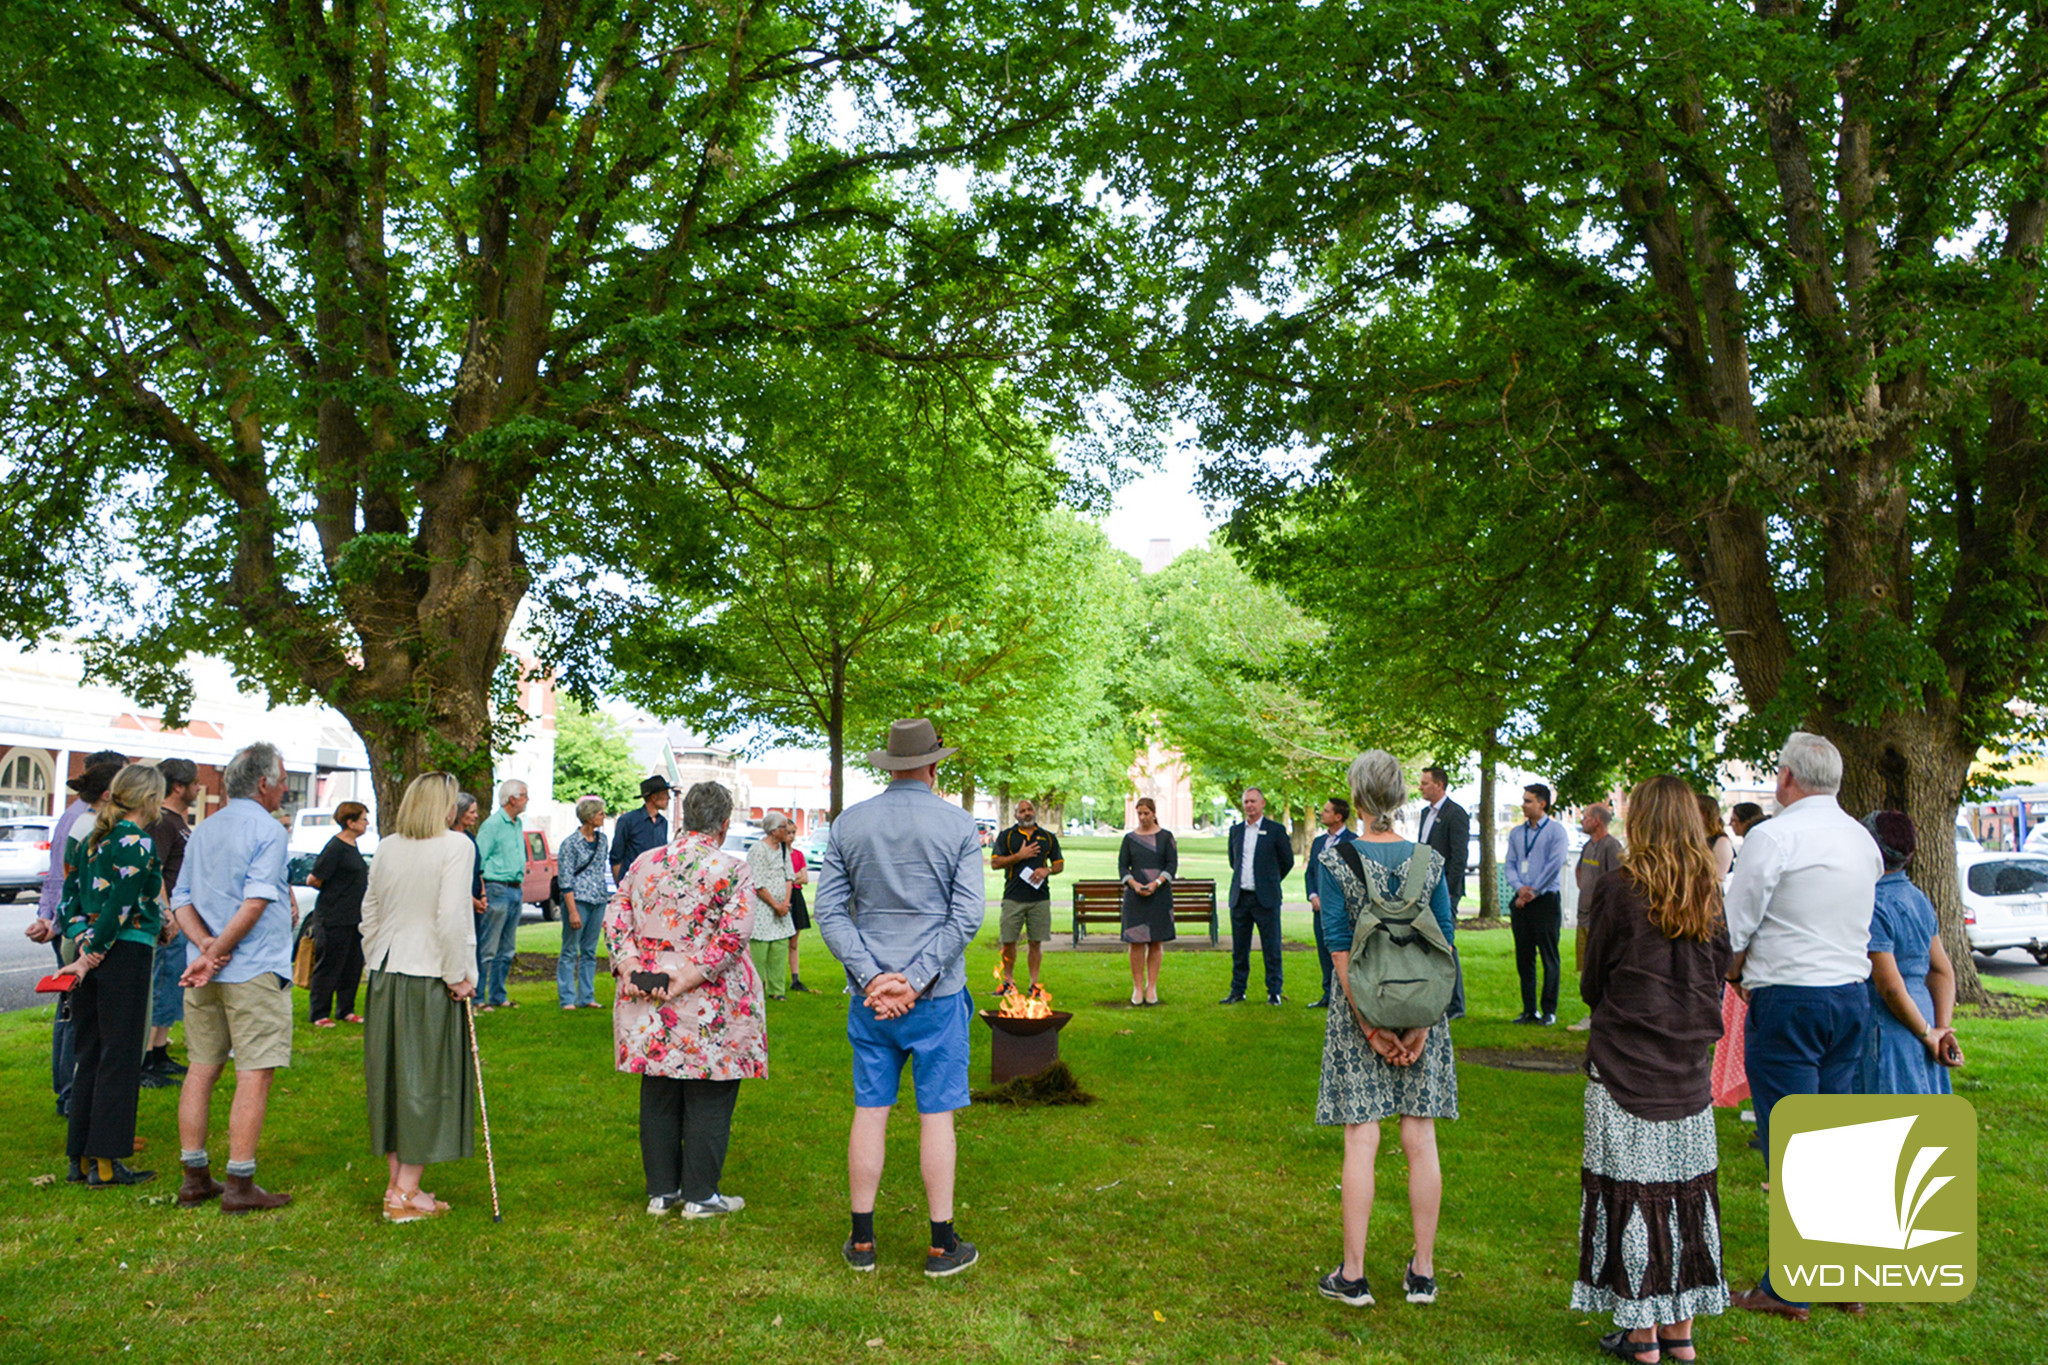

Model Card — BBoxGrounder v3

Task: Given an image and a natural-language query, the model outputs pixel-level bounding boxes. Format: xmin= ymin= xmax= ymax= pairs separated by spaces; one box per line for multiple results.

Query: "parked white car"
xmin=0 ymin=816 xmax=55 ymax=902
xmin=288 ymin=806 xmax=379 ymax=859
xmin=1958 ymin=849 xmax=2048 ymax=965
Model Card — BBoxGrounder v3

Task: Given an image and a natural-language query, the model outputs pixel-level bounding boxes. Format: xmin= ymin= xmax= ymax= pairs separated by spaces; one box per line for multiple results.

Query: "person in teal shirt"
xmin=59 ymin=763 xmax=167 ymax=1187
xmin=475 ymin=781 xmax=530 ymax=1009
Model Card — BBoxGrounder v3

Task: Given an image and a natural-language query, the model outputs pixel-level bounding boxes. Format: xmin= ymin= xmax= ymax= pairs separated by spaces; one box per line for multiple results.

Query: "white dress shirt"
xmin=1419 ymin=799 xmax=1443 ymax=845
xmin=1723 ymin=793 xmax=1881 ymax=990
xmin=1238 ymin=817 xmax=1261 ymax=894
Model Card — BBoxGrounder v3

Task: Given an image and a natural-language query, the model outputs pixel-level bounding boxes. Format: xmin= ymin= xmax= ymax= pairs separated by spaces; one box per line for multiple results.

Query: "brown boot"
xmin=220 ymin=1172 xmax=292 ymax=1213
xmin=176 ymin=1165 xmax=225 ymax=1208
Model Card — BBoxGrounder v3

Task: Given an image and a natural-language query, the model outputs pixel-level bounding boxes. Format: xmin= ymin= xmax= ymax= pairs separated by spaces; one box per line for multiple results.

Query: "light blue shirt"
xmin=170 ymin=797 xmax=292 ymax=983
xmin=1506 ymin=815 xmax=1568 ymax=896
xmin=812 ymin=779 xmax=985 ymax=998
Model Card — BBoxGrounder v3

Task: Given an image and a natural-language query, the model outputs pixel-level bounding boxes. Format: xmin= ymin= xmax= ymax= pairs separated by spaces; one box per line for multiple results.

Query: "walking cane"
xmin=464 ymin=997 xmax=503 ymax=1223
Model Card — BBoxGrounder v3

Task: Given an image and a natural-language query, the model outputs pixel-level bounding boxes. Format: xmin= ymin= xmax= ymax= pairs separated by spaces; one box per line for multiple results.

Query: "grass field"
xmin=2 ymin=925 xmax=2043 ymax=1364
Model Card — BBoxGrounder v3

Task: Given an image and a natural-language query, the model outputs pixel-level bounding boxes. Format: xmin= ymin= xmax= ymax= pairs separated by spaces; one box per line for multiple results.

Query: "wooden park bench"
xmin=1070 ymin=878 xmax=1219 ymax=946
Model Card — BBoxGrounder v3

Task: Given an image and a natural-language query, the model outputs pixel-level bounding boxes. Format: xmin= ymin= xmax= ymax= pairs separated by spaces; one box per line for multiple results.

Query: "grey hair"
xmin=761 ymin=810 xmax=791 ymax=834
xmin=1584 ymin=802 xmax=1613 ymax=828
xmin=1778 ymin=731 xmax=1843 ymax=794
xmin=454 ymin=791 xmax=478 ymax=816
xmin=222 ymin=743 xmax=285 ymax=799
xmin=680 ymin=780 xmax=733 ymax=835
xmin=575 ymin=795 xmax=606 ymax=825
xmin=1346 ymin=750 xmax=1406 ymax=834
xmin=496 ymin=778 xmax=528 ymax=807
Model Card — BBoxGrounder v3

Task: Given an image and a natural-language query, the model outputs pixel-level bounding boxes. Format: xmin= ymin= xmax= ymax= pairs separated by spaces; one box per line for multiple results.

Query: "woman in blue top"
xmin=1314 ymin=750 xmax=1456 ymax=1312
xmin=1855 ymin=811 xmax=1961 ymax=1095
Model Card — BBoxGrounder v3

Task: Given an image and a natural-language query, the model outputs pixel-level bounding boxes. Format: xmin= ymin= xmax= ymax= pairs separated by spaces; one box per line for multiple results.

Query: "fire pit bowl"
xmin=978 ymin=1009 xmax=1074 ymax=1082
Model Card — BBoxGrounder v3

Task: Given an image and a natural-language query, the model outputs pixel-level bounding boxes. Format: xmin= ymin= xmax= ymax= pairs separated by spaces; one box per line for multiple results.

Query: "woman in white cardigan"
xmin=359 ymin=772 xmax=479 ymax=1223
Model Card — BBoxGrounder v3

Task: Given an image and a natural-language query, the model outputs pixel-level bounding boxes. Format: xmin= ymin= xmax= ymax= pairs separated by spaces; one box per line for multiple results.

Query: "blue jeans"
xmin=480 ymin=882 xmax=523 ymax=1006
xmin=557 ymin=900 xmax=603 ymax=1007
xmin=1746 ymin=981 xmax=1870 ymax=1306
xmin=151 ymin=937 xmax=187 ymax=1028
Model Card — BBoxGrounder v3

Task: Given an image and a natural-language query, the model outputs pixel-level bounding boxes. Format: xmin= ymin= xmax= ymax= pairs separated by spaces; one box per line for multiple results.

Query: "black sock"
xmin=146 ymin=1046 xmax=167 ymax=1065
xmin=930 ymin=1219 xmax=958 ymax=1253
xmin=851 ymin=1210 xmax=875 ymax=1245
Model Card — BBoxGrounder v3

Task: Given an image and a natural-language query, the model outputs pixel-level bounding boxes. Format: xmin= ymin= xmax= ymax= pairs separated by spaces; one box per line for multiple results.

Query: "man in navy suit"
xmin=1303 ymin=797 xmax=1360 ymax=1008
xmin=1221 ymin=787 xmax=1295 ymax=1005
xmin=1418 ymin=766 xmax=1471 ymax=1020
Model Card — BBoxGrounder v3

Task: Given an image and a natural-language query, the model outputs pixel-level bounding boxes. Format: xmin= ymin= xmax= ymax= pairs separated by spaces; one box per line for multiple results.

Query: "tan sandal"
xmin=383 ymin=1188 xmax=449 ymax=1222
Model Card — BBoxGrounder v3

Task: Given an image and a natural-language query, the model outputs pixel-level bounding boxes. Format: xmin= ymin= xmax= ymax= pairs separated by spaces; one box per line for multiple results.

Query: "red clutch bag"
xmin=35 ymin=974 xmax=79 ymax=993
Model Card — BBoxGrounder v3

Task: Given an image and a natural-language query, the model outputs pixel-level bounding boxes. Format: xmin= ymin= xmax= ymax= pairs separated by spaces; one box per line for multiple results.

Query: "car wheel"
xmin=2031 ymin=948 xmax=2048 ymax=967
xmin=540 ymin=894 xmax=557 ymax=923
xmin=0 ymin=889 xmax=15 ymax=904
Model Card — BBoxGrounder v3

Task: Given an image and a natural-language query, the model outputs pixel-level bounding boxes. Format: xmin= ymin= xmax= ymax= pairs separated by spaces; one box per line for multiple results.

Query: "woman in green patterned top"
xmin=57 ymin=763 xmax=168 ymax=1188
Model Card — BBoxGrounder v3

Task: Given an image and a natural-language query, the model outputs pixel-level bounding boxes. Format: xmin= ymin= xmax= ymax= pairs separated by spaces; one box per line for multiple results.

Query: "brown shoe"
xmin=1831 ymin=1301 xmax=1868 ymax=1317
xmin=176 ymin=1165 xmax=225 ymax=1207
xmin=220 ymin=1172 xmax=292 ymax=1213
xmin=1730 ymin=1285 xmax=1810 ymax=1322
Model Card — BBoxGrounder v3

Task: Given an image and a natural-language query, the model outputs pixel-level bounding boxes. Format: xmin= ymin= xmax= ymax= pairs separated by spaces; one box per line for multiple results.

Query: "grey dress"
xmin=1315 ymin=840 xmax=1459 ymax=1124
xmin=1118 ymin=829 xmax=1179 ymax=943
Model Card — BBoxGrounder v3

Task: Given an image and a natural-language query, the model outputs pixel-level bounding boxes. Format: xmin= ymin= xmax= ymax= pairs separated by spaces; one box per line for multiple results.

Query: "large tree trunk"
xmin=1476 ymin=735 xmax=1500 ymax=920
xmin=1826 ymin=712 xmax=1988 ymax=1005
xmin=828 ymin=648 xmax=847 ymax=819
xmin=959 ymin=771 xmax=976 ymax=813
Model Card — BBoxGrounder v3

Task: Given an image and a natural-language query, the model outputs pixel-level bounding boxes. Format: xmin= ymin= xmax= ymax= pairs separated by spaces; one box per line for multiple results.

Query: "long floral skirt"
xmin=1569 ymin=1075 xmax=1728 ymax=1328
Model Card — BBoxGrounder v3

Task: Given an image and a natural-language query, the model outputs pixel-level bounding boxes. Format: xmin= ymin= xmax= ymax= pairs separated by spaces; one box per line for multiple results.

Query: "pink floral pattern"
xmin=605 ymin=831 xmax=767 ymax=1081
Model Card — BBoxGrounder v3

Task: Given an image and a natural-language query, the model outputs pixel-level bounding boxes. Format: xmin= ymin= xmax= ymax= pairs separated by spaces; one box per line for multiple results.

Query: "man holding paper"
xmin=990 ymin=799 xmax=1063 ymax=997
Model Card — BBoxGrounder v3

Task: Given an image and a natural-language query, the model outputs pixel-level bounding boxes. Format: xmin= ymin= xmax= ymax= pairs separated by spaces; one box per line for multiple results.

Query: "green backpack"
xmin=1336 ymin=842 xmax=1456 ymax=1030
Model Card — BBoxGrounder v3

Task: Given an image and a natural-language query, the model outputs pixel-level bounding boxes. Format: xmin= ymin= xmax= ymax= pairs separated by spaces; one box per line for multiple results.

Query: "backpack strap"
xmin=1336 ymin=838 xmax=1368 ymax=884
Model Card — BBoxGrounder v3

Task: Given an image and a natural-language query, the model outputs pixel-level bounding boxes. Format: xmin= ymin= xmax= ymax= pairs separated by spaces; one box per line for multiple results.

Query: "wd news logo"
xmin=1768 ymin=1095 xmax=1976 ymax=1302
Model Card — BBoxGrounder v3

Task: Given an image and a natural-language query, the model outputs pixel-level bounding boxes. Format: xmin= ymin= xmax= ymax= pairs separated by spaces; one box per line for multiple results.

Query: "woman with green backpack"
xmin=1314 ymin=750 xmax=1459 ymax=1311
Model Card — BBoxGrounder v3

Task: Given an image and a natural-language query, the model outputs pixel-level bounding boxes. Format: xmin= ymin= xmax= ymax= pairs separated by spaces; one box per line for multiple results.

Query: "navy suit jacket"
xmin=1304 ymin=827 xmax=1361 ymax=905
xmin=1422 ymin=798 xmax=1470 ymax=905
xmin=1226 ymin=816 xmax=1295 ymax=910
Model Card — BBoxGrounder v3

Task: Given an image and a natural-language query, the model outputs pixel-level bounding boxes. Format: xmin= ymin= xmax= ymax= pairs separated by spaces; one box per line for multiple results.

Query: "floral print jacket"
xmin=605 ymin=830 xmax=767 ymax=1081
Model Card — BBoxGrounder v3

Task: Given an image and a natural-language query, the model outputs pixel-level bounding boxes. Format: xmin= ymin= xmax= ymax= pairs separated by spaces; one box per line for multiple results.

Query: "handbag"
xmin=292 ymin=930 xmax=315 ymax=989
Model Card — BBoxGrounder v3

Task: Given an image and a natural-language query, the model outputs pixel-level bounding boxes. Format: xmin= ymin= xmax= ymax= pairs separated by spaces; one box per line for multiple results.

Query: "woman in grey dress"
xmin=1315 ymin=751 xmax=1456 ymax=1311
xmin=1118 ymin=797 xmax=1179 ymax=1005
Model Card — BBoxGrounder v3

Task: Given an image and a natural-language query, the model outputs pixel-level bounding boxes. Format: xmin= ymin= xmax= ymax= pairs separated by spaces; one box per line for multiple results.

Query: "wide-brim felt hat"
xmin=639 ymin=775 xmax=673 ymax=798
xmin=867 ymin=718 xmax=957 ymax=771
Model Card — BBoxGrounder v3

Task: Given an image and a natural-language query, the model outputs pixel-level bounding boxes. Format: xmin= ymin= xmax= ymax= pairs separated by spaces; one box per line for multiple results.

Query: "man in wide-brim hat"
xmin=612 ymin=773 xmax=674 ymax=886
xmin=813 ymin=718 xmax=985 ymax=1280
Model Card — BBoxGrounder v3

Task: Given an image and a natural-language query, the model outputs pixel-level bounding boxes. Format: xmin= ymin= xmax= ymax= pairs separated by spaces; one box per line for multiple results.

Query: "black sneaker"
xmin=1307 ymin=996 xmax=1330 ymax=1009
xmin=85 ymin=1160 xmax=156 ymax=1189
xmin=139 ymin=1069 xmax=175 ymax=1090
xmin=66 ymin=1157 xmax=85 ymax=1184
xmin=1217 ymin=992 xmax=1246 ymax=1005
xmin=924 ymin=1239 xmax=979 ymax=1278
xmin=1267 ymin=993 xmax=1286 ymax=1006
xmin=154 ymin=1055 xmax=189 ymax=1077
xmin=1510 ymin=1013 xmax=1539 ymax=1024
xmin=1403 ymin=1260 xmax=1438 ymax=1304
xmin=1538 ymin=1013 xmax=1557 ymax=1026
xmin=1318 ymin=1268 xmax=1374 ymax=1306
xmin=842 ymin=1237 xmax=877 ymax=1272
xmin=789 ymin=977 xmax=811 ymax=994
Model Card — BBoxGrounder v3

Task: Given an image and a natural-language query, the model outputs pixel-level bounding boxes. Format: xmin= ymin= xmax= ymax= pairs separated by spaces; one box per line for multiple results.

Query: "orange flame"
xmin=992 ymin=960 xmax=1053 ymax=1018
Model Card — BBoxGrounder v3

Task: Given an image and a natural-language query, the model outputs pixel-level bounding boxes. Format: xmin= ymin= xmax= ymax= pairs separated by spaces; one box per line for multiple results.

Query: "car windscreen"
xmin=1966 ymin=858 xmax=2048 ymax=898
xmin=0 ymin=823 xmax=49 ymax=843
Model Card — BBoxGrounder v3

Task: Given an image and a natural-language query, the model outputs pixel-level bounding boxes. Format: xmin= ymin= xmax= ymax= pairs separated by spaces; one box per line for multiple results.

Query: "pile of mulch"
xmin=1962 ymin=990 xmax=2048 ymax=1020
xmin=970 ymin=1060 xmax=1097 ymax=1108
xmin=509 ymin=951 xmax=572 ymax=981
xmin=1459 ymin=1047 xmax=1585 ymax=1075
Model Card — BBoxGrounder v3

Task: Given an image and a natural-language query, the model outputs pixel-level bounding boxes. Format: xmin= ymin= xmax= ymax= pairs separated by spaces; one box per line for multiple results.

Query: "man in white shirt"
xmin=1725 ymin=731 xmax=1880 ymax=1323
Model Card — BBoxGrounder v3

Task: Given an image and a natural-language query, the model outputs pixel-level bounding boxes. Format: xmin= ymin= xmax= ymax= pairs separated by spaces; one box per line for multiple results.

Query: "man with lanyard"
xmin=989 ymin=798 xmax=1063 ymax=997
xmin=1303 ymin=797 xmax=1359 ymax=1009
xmin=612 ymin=775 xmax=672 ymax=884
xmin=475 ymin=780 xmax=528 ymax=1012
xmin=1505 ymin=782 xmax=1568 ymax=1025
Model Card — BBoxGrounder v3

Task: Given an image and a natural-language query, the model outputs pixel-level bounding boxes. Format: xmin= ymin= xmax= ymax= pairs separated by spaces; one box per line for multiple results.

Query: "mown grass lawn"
xmin=2 ymin=928 xmax=2042 ymax=1364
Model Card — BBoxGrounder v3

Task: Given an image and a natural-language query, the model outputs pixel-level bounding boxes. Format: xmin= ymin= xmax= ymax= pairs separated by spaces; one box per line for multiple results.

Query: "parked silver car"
xmin=1959 ymin=849 xmax=2048 ymax=965
xmin=0 ymin=816 xmax=55 ymax=902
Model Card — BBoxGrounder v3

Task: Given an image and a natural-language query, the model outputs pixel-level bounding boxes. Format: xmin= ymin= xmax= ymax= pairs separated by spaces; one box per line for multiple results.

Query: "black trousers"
xmin=1229 ymin=892 xmax=1284 ymax=997
xmin=1511 ymin=891 xmax=1562 ymax=1016
xmin=639 ymin=1076 xmax=741 ymax=1201
xmin=68 ymin=939 xmax=152 ymax=1161
xmin=310 ymin=924 xmax=366 ymax=1021
xmin=1311 ymin=900 xmax=1334 ymax=999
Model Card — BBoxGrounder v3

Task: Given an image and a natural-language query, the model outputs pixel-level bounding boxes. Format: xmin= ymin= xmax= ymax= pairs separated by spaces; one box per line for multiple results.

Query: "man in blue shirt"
xmin=170 ymin=742 xmax=295 ymax=1211
xmin=814 ymin=719 xmax=985 ymax=1280
xmin=1505 ymin=782 xmax=1569 ymax=1025
xmin=611 ymin=775 xmax=672 ymax=884
xmin=1303 ymin=796 xmax=1360 ymax=1009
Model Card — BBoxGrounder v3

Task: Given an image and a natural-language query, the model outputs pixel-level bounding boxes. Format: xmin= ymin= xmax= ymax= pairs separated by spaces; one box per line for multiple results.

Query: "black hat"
xmin=639 ymin=775 xmax=673 ymax=798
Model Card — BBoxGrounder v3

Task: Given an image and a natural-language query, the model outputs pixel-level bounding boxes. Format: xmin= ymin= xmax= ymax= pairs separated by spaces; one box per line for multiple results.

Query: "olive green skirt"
xmin=364 ymin=971 xmax=475 ymax=1165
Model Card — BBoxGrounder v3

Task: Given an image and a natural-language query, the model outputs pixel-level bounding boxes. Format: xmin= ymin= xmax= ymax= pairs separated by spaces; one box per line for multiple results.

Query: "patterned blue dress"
xmin=1855 ymin=871 xmax=1953 ymax=1096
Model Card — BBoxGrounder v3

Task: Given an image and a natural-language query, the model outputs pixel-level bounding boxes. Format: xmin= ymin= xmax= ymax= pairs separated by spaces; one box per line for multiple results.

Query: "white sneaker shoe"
xmin=647 ymin=1192 xmax=685 ymax=1217
xmin=680 ymin=1192 xmax=746 ymax=1219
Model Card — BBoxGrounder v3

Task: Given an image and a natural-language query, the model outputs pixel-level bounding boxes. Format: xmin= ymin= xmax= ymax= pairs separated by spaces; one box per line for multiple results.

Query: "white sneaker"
xmin=680 ymin=1192 xmax=746 ymax=1219
xmin=647 ymin=1192 xmax=686 ymax=1217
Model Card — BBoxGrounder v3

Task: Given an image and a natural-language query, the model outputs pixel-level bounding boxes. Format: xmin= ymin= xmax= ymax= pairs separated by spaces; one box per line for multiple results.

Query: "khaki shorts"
xmin=999 ymin=898 xmax=1051 ymax=944
xmin=184 ymin=975 xmax=294 ymax=1071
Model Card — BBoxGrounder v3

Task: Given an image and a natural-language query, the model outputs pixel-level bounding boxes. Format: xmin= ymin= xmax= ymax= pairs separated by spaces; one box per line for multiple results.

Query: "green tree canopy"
xmin=552 ymin=697 xmax=644 ymax=815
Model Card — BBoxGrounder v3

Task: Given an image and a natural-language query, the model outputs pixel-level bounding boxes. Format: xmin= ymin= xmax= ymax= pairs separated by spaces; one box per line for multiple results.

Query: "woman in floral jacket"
xmin=606 ymin=780 xmax=766 ymax=1218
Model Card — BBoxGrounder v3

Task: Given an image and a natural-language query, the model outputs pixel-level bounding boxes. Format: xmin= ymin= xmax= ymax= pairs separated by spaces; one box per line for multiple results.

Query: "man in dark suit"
xmin=1418 ymin=766 xmax=1471 ymax=1020
xmin=1304 ymin=797 xmax=1360 ymax=1009
xmin=1221 ymin=787 xmax=1295 ymax=1005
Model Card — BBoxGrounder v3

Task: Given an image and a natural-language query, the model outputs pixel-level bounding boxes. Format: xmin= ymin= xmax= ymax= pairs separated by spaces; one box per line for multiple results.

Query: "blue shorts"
xmin=151 ymin=937 xmax=186 ymax=1028
xmin=847 ymin=987 xmax=972 ymax=1114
